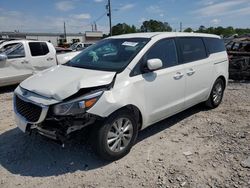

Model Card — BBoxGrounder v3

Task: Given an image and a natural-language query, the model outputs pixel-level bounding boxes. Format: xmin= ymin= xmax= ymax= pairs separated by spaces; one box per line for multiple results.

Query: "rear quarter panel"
xmin=207 ymin=51 xmax=229 ymax=97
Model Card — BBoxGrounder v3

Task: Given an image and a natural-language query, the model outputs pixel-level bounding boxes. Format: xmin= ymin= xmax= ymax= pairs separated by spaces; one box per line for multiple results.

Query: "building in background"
xmin=0 ymin=31 xmax=103 ymax=46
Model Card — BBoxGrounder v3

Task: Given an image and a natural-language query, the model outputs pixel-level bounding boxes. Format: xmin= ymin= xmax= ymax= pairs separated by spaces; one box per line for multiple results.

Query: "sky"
xmin=0 ymin=0 xmax=249 ymax=34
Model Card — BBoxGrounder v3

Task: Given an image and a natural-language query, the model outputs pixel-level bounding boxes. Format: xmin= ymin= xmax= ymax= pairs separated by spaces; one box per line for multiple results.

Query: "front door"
xmin=131 ymin=38 xmax=186 ymax=126
xmin=0 ymin=43 xmax=33 ymax=86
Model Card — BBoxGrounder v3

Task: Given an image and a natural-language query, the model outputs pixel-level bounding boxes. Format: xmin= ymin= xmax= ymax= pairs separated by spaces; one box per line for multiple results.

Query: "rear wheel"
xmin=93 ymin=109 xmax=138 ymax=161
xmin=205 ymin=78 xmax=225 ymax=108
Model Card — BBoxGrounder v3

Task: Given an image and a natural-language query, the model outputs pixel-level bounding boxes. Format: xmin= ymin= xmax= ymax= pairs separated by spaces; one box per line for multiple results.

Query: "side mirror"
xmin=146 ymin=58 xmax=163 ymax=71
xmin=0 ymin=53 xmax=7 ymax=62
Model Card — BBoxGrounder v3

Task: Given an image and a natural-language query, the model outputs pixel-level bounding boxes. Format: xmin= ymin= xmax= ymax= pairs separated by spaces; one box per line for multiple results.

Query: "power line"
xmin=90 ymin=12 xmax=107 ymax=31
xmin=94 ymin=12 xmax=107 ymax=23
xmin=71 ymin=12 xmax=107 ymax=31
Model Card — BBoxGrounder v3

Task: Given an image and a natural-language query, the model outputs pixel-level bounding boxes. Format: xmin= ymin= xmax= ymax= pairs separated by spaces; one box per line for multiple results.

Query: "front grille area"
xmin=15 ymin=95 xmax=42 ymax=122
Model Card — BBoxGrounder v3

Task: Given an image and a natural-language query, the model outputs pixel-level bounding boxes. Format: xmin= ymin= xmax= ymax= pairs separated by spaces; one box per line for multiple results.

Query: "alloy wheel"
xmin=107 ymin=117 xmax=133 ymax=152
xmin=212 ymin=82 xmax=223 ymax=105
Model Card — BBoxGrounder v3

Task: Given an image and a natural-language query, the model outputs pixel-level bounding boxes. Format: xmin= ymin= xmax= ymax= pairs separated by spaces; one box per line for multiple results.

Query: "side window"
xmin=179 ymin=38 xmax=207 ymax=63
xmin=204 ymin=38 xmax=226 ymax=54
xmin=145 ymin=39 xmax=178 ymax=68
xmin=131 ymin=39 xmax=178 ymax=76
xmin=29 ymin=42 xmax=49 ymax=56
xmin=0 ymin=43 xmax=19 ymax=53
xmin=5 ymin=43 xmax=25 ymax=59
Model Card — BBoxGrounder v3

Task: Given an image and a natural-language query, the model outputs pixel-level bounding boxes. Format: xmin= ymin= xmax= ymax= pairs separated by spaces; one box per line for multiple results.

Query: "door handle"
xmin=47 ymin=57 xmax=54 ymax=61
xmin=173 ymin=72 xmax=184 ymax=80
xmin=21 ymin=60 xmax=29 ymax=64
xmin=187 ymin=68 xmax=195 ymax=76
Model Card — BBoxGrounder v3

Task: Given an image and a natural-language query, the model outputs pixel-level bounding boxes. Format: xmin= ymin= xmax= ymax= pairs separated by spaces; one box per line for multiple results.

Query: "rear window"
xmin=204 ymin=38 xmax=226 ymax=54
xmin=179 ymin=38 xmax=207 ymax=63
xmin=29 ymin=42 xmax=49 ymax=56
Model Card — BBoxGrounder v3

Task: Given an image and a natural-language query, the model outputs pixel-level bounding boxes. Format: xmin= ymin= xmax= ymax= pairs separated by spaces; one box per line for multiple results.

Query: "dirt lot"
xmin=0 ymin=82 xmax=250 ymax=188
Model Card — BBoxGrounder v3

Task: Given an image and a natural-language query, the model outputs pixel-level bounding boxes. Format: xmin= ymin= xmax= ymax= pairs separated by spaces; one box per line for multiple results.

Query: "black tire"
xmin=205 ymin=78 xmax=225 ymax=108
xmin=93 ymin=109 xmax=138 ymax=161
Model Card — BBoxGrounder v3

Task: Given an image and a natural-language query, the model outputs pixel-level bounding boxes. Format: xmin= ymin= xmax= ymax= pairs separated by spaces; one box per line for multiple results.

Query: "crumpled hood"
xmin=20 ymin=65 xmax=116 ymax=101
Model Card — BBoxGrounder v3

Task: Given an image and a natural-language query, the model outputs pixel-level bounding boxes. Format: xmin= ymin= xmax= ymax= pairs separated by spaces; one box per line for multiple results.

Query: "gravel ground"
xmin=0 ymin=82 xmax=250 ymax=188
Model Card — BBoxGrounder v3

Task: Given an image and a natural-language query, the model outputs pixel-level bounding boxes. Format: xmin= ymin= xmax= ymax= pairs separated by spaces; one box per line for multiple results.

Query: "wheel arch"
xmin=109 ymin=104 xmax=143 ymax=131
xmin=217 ymin=75 xmax=227 ymax=89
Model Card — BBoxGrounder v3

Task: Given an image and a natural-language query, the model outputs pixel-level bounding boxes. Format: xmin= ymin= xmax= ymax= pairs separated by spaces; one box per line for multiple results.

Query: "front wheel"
xmin=93 ymin=109 xmax=138 ymax=161
xmin=205 ymin=78 xmax=225 ymax=108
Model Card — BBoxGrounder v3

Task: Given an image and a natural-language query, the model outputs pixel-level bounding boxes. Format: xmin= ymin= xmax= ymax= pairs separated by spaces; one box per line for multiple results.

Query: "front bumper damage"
xmin=34 ymin=113 xmax=99 ymax=141
xmin=14 ymin=93 xmax=101 ymax=143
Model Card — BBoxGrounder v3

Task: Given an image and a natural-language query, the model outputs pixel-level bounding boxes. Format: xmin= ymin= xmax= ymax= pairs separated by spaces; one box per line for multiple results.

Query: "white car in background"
xmin=0 ymin=40 xmax=80 ymax=87
xmin=70 ymin=42 xmax=94 ymax=51
xmin=13 ymin=32 xmax=228 ymax=160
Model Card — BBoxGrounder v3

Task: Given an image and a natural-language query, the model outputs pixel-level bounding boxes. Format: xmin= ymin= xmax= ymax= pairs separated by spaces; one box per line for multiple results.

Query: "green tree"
xmin=197 ymin=25 xmax=206 ymax=33
xmin=235 ymin=28 xmax=250 ymax=36
xmin=206 ymin=27 xmax=215 ymax=34
xmin=112 ymin=23 xmax=137 ymax=36
xmin=184 ymin=27 xmax=193 ymax=32
xmin=140 ymin=19 xmax=172 ymax=32
xmin=131 ymin=25 xmax=137 ymax=33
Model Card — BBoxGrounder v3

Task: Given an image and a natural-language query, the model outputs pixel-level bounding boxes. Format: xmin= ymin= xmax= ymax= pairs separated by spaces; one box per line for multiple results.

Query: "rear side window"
xmin=29 ymin=42 xmax=49 ymax=56
xmin=204 ymin=38 xmax=226 ymax=54
xmin=179 ymin=38 xmax=207 ymax=63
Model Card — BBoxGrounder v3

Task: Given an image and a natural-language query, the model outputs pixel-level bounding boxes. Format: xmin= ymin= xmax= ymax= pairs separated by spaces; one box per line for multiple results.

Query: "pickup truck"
xmin=0 ymin=40 xmax=80 ymax=87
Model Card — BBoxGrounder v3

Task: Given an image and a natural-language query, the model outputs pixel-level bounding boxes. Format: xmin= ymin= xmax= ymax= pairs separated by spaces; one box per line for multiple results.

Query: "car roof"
xmin=1 ymin=39 xmax=48 ymax=44
xmin=109 ymin=32 xmax=220 ymax=39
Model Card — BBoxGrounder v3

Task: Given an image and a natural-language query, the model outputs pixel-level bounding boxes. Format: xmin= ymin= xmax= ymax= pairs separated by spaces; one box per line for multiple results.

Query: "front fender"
xmin=87 ymin=80 xmax=147 ymax=127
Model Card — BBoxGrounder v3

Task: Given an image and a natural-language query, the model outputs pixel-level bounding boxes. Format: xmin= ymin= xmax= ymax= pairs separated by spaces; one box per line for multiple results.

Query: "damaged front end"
xmin=35 ymin=112 xmax=101 ymax=142
xmin=13 ymin=82 xmax=114 ymax=144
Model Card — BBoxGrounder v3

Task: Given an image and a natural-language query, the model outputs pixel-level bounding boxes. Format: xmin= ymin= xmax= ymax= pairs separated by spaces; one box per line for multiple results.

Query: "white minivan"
xmin=13 ymin=32 xmax=228 ymax=160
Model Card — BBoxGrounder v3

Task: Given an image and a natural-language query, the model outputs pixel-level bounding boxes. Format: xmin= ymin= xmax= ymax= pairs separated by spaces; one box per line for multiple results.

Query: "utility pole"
xmin=94 ymin=22 xmax=97 ymax=31
xmin=180 ymin=22 xmax=182 ymax=32
xmin=64 ymin=21 xmax=67 ymax=42
xmin=107 ymin=0 xmax=112 ymax=36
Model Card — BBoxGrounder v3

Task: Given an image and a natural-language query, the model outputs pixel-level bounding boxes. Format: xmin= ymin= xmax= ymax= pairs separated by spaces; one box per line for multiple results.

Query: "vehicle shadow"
xmin=0 ymin=84 xmax=18 ymax=94
xmin=0 ymin=104 xmax=206 ymax=177
xmin=0 ymin=128 xmax=106 ymax=177
xmin=137 ymin=104 xmax=205 ymax=143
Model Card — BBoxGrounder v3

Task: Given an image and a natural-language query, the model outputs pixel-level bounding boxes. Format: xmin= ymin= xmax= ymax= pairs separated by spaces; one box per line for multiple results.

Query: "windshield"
xmin=67 ymin=38 xmax=150 ymax=72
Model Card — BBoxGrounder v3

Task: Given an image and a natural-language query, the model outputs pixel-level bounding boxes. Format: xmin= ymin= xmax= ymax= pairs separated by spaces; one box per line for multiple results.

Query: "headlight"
xmin=53 ymin=90 xmax=103 ymax=116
